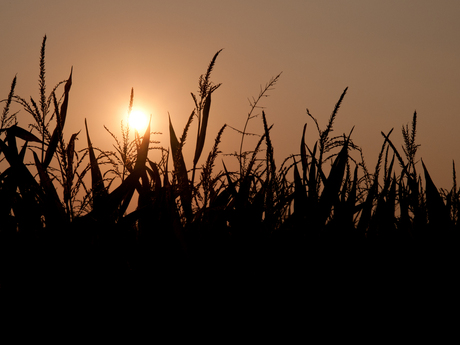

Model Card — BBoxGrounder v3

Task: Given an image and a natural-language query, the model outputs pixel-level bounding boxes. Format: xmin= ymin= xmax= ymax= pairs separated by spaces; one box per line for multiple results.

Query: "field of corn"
xmin=1 ymin=38 xmax=458 ymax=291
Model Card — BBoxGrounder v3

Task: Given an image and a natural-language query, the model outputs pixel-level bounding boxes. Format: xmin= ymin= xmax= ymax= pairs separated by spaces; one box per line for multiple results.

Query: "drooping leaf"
xmin=0 ymin=138 xmax=18 ymax=166
xmin=1 ymin=125 xmax=41 ymax=143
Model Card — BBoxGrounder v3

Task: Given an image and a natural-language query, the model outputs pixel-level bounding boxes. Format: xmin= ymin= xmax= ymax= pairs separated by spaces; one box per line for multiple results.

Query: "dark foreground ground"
xmin=1 ymin=223 xmax=457 ymax=300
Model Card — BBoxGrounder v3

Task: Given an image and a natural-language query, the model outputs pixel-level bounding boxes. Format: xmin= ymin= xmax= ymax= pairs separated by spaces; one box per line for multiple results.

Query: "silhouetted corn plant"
xmin=1 ymin=37 xmax=459 ymax=290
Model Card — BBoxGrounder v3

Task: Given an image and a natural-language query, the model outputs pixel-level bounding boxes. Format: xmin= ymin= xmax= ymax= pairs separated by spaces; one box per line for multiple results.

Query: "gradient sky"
xmin=1 ymin=0 xmax=460 ymax=189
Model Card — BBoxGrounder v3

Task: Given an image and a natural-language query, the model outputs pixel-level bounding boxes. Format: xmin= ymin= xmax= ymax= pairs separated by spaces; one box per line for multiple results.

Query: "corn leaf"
xmin=85 ymin=118 xmax=107 ymax=212
xmin=168 ymin=114 xmax=192 ymax=220
xmin=147 ymin=159 xmax=162 ymax=190
xmin=169 ymin=114 xmax=188 ymax=183
xmin=317 ymin=136 xmax=349 ymax=226
xmin=63 ymin=131 xmax=80 ymax=203
xmin=422 ymin=160 xmax=451 ymax=232
xmin=134 ymin=117 xmax=150 ymax=172
xmin=107 ymin=121 xmax=151 ymax=212
xmin=193 ymin=93 xmax=211 ymax=167
xmin=43 ymin=69 xmax=72 ymax=169
xmin=33 ymin=151 xmax=67 ymax=225
xmin=300 ymin=123 xmax=308 ymax=182
xmin=293 ymin=159 xmax=306 ymax=216
xmin=0 ymin=125 xmax=41 ymax=143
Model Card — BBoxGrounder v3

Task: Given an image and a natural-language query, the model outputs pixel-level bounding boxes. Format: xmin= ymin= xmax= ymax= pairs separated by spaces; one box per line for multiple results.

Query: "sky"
xmin=1 ymin=0 xmax=460 ymax=189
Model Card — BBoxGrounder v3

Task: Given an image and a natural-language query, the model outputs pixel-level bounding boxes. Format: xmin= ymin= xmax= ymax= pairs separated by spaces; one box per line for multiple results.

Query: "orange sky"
xmin=1 ymin=0 xmax=460 ymax=189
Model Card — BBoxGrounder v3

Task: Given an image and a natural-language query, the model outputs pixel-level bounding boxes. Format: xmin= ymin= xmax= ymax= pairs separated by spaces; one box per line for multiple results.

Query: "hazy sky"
xmin=1 ymin=0 xmax=460 ymax=188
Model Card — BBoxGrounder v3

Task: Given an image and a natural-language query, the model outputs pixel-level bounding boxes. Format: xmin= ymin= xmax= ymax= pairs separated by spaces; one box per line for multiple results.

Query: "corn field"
xmin=1 ymin=38 xmax=457 ymax=292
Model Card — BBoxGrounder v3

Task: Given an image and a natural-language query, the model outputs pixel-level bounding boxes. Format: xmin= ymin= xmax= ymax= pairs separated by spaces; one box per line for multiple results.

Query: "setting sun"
xmin=128 ymin=109 xmax=149 ymax=133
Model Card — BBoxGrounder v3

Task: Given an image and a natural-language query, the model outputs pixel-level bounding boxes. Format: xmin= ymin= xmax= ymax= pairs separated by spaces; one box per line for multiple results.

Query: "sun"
xmin=128 ymin=109 xmax=149 ymax=133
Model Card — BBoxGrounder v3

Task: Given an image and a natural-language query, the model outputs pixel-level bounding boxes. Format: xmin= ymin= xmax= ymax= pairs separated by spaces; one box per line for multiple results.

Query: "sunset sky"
xmin=1 ymin=0 xmax=460 ymax=189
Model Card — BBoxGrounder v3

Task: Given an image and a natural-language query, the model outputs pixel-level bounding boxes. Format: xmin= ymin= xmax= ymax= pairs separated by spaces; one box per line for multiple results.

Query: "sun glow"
xmin=128 ymin=109 xmax=149 ymax=133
